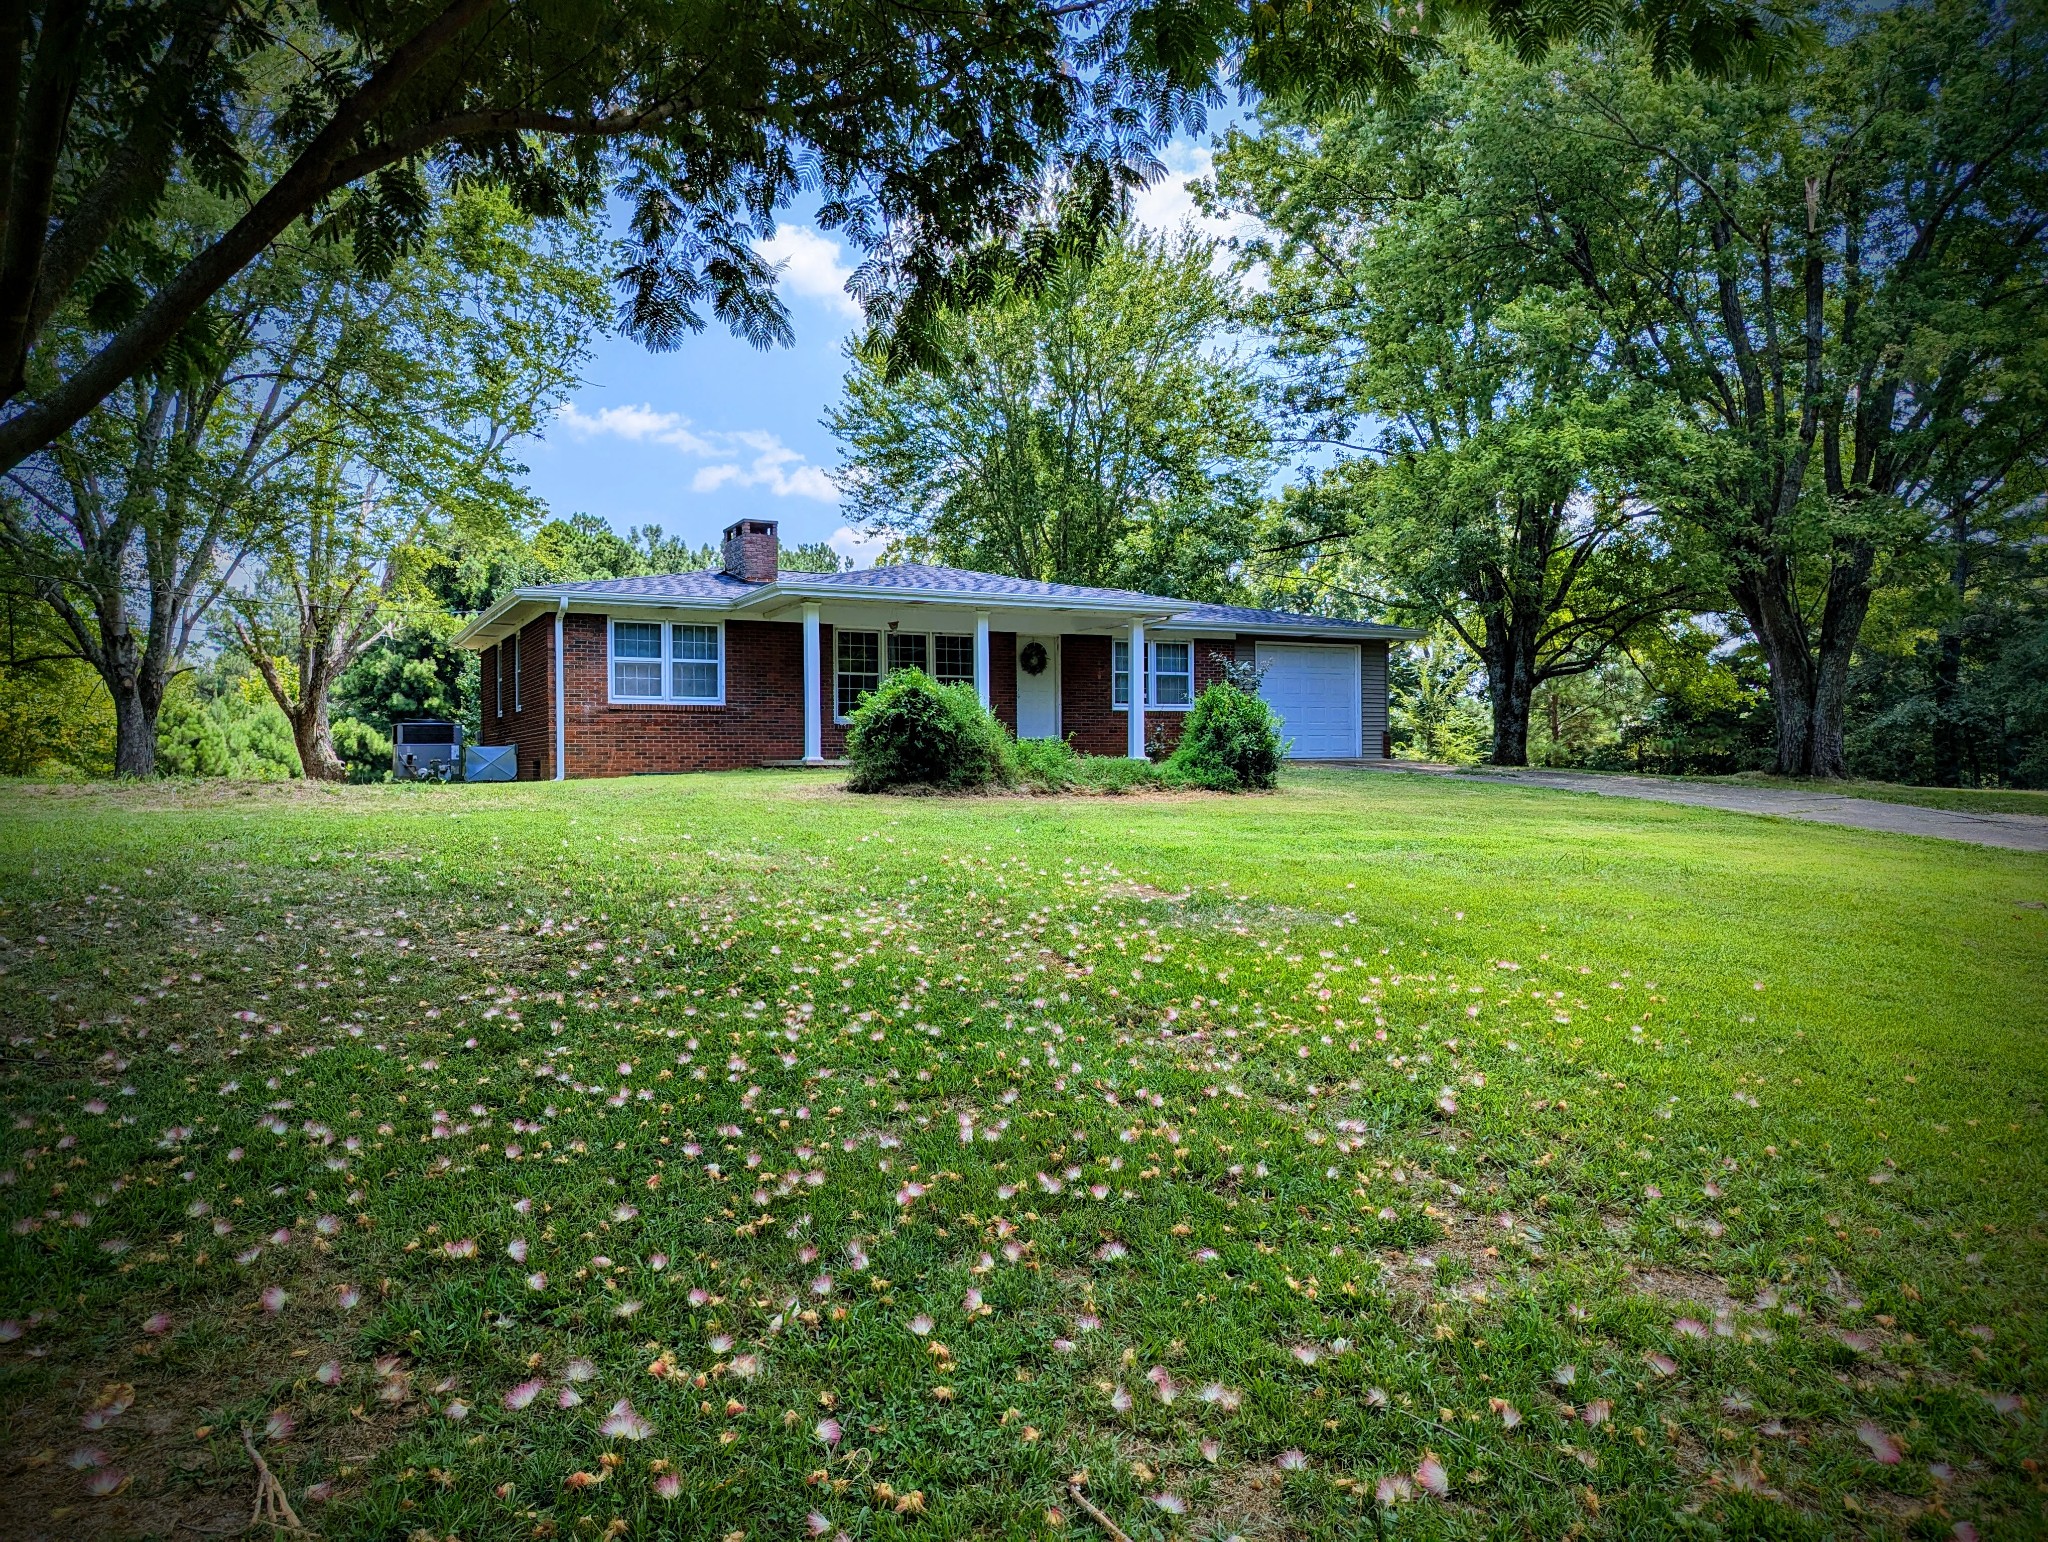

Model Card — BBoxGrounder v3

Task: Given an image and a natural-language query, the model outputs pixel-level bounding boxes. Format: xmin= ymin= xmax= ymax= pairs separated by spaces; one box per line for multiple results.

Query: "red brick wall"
xmin=485 ymin=622 xmax=556 ymax=780
xmin=561 ymin=615 xmax=805 ymax=776
xmin=990 ymin=632 xmax=1018 ymax=733
xmin=1056 ymin=634 xmax=1238 ymax=758
xmin=1060 ymin=635 xmax=1120 ymax=755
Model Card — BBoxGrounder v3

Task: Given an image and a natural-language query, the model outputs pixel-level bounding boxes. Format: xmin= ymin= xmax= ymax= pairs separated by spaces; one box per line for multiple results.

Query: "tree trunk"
xmin=1931 ymin=511 xmax=1970 ymax=786
xmin=111 ymin=682 xmax=158 ymax=777
xmin=292 ymin=705 xmax=347 ymax=781
xmin=1805 ymin=670 xmax=1852 ymax=779
xmin=1930 ymin=632 xmax=1962 ymax=786
xmin=1483 ymin=636 xmax=1534 ymax=767
xmin=1731 ymin=565 xmax=1817 ymax=777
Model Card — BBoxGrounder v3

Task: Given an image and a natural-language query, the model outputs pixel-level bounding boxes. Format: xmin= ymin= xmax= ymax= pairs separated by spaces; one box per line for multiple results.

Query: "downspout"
xmin=553 ymin=598 xmax=567 ymax=782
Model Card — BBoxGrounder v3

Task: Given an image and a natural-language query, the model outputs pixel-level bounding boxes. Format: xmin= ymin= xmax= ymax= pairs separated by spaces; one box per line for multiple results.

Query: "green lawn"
xmin=1 ymin=771 xmax=2043 ymax=1541
xmin=1697 ymin=775 xmax=2048 ymax=818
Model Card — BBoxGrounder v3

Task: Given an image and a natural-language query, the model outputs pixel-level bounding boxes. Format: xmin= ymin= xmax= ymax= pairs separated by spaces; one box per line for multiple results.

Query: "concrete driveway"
xmin=1358 ymin=764 xmax=2048 ymax=853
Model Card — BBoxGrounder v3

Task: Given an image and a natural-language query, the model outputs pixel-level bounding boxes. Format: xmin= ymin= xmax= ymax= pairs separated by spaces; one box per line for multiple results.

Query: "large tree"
xmin=226 ymin=188 xmax=609 ymax=779
xmin=0 ymin=207 xmax=323 ymax=774
xmin=0 ymin=0 xmax=1791 ymax=474
xmin=828 ymin=228 xmax=1276 ymax=598
xmin=1213 ymin=2 xmax=2048 ymax=776
xmin=1209 ymin=102 xmax=1708 ymax=764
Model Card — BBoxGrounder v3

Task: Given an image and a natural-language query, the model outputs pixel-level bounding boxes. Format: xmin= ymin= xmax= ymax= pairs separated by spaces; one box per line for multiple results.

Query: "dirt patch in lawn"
xmin=1100 ymin=882 xmax=1192 ymax=904
xmin=1 ymin=1277 xmax=413 ymax=1541
xmin=1622 ymin=1263 xmax=1739 ymax=1319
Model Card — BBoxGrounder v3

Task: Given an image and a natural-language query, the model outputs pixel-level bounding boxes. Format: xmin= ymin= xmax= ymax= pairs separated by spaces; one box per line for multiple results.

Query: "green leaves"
xmin=830 ymin=227 xmax=1274 ymax=599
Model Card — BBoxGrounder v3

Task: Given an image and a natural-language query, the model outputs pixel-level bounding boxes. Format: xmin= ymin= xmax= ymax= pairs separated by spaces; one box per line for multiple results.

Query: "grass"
xmin=0 ymin=769 xmax=2043 ymax=1541
xmin=1706 ymin=776 xmax=2048 ymax=819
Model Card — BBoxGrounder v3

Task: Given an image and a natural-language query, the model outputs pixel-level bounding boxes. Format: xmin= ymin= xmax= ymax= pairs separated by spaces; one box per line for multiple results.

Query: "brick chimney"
xmin=721 ymin=518 xmax=779 ymax=582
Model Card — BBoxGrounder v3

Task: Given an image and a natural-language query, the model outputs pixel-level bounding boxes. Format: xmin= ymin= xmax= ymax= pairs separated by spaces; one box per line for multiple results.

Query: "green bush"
xmin=1165 ymin=680 xmax=1283 ymax=790
xmin=155 ymin=679 xmax=299 ymax=779
xmin=331 ymin=717 xmax=394 ymax=782
xmin=1011 ymin=735 xmax=1080 ymax=791
xmin=845 ymin=669 xmax=1014 ymax=792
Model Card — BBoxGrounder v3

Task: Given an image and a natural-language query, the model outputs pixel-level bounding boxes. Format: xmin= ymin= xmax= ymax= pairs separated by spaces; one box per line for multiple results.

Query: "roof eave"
xmin=451 ymin=579 xmax=1428 ymax=647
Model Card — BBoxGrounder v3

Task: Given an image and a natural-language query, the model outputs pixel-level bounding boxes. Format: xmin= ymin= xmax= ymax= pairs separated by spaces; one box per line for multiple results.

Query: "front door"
xmin=1016 ymin=636 xmax=1060 ymax=739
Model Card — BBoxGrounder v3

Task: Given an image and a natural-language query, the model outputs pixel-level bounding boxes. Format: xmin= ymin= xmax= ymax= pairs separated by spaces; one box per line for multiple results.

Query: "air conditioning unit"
xmin=393 ymin=720 xmax=462 ymax=781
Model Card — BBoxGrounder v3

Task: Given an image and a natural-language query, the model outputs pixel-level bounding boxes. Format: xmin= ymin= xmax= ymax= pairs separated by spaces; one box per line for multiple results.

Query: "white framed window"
xmin=886 ymin=631 xmax=928 ymax=676
xmin=609 ymin=619 xmax=723 ymax=704
xmin=836 ymin=629 xmax=880 ymax=719
xmin=932 ymin=633 xmax=976 ymax=686
xmin=1113 ymin=639 xmax=1195 ymax=711
xmin=671 ymin=623 xmax=721 ymax=701
xmin=512 ymin=626 xmax=522 ymax=712
xmin=1152 ymin=641 xmax=1192 ymax=706
xmin=494 ymin=644 xmax=503 ymax=718
xmin=835 ymin=629 xmax=980 ymax=719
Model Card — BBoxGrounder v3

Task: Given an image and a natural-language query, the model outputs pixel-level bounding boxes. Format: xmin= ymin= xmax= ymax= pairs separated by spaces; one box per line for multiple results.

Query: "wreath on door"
xmin=1019 ymin=641 xmax=1049 ymax=676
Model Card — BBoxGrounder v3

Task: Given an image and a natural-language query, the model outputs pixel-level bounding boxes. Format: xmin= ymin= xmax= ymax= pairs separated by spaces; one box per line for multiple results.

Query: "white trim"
xmin=606 ymin=617 xmax=727 ymax=706
xmin=493 ymin=640 xmax=502 ymax=719
xmin=974 ymin=611 xmax=991 ymax=709
xmin=511 ymin=624 xmax=522 ymax=712
xmin=1110 ymin=638 xmax=1195 ymax=713
xmin=801 ymin=604 xmax=823 ymax=763
xmin=552 ymin=600 xmax=566 ymax=781
xmin=1126 ymin=622 xmax=1146 ymax=758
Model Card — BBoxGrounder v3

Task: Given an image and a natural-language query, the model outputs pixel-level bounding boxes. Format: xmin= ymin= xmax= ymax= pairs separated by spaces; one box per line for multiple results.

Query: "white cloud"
xmin=753 ymin=225 xmax=861 ymax=319
xmin=1129 ymin=140 xmax=1271 ymax=288
xmin=556 ymin=402 xmax=840 ymax=504
xmin=826 ymin=524 xmax=890 ymax=567
xmin=1130 ymin=143 xmax=1218 ymax=236
xmin=556 ymin=401 xmax=718 ymax=455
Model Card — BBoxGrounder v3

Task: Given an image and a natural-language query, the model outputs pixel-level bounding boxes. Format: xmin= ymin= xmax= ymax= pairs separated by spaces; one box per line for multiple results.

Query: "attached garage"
xmin=1256 ymin=642 xmax=1362 ymax=759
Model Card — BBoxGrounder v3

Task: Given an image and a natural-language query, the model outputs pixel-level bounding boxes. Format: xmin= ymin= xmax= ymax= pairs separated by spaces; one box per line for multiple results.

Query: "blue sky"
xmin=514 ymin=140 xmax=1233 ymax=569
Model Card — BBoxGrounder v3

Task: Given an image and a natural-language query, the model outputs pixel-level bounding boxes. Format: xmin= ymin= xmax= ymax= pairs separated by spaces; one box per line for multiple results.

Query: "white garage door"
xmin=1257 ymin=643 xmax=1361 ymax=759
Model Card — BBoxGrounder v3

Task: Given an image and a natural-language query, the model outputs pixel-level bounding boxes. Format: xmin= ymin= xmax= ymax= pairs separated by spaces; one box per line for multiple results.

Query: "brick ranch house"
xmin=452 ymin=519 xmax=1419 ymax=779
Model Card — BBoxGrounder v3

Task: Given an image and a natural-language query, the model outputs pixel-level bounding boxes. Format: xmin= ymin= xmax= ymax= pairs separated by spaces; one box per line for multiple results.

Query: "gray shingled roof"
xmin=539 ymin=570 xmax=760 ymax=598
xmin=795 ymin=563 xmax=1173 ymax=604
xmin=461 ymin=561 xmax=1415 ymax=643
xmin=543 ymin=564 xmax=1396 ymax=626
xmin=1165 ymin=600 xmax=1398 ymax=634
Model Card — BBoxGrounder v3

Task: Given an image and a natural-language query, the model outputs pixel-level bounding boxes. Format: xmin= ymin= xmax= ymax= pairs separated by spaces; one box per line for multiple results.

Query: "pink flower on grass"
xmin=503 ymin=1379 xmax=544 ymax=1411
xmin=600 ymin=1399 xmax=653 ymax=1440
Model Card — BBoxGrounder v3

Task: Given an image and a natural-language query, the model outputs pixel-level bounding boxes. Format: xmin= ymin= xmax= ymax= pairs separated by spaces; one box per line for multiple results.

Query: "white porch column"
xmin=801 ymin=603 xmax=823 ymax=764
xmin=973 ymin=611 xmax=991 ymax=710
xmin=552 ymin=598 xmax=567 ymax=781
xmin=1126 ymin=620 xmax=1146 ymax=760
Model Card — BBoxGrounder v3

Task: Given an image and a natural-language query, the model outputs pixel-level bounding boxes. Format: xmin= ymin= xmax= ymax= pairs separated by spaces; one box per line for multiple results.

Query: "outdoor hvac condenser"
xmin=393 ymin=719 xmax=462 ymax=780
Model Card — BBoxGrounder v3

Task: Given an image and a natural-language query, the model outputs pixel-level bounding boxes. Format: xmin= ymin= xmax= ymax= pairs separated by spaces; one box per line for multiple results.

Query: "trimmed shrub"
xmin=846 ymin=669 xmax=1013 ymax=792
xmin=1166 ymin=680 xmax=1283 ymax=790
